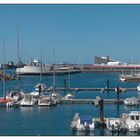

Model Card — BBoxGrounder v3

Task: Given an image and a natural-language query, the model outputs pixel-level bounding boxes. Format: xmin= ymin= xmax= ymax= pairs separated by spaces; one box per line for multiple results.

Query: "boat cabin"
xmin=30 ymin=59 xmax=41 ymax=66
xmin=128 ymin=111 xmax=140 ymax=122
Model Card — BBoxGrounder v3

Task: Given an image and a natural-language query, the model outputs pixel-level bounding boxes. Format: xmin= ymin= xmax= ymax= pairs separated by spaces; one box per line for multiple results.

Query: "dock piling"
xmin=99 ymin=99 xmax=104 ymax=125
xmin=39 ymin=85 xmax=41 ymax=96
xmin=107 ymin=79 xmax=109 ymax=92
xmin=116 ymin=86 xmax=120 ymax=103
xmin=64 ymin=79 xmax=68 ymax=93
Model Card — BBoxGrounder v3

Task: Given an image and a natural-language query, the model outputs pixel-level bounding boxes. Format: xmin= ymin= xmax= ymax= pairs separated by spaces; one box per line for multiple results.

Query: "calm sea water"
xmin=0 ymin=71 xmax=140 ymax=136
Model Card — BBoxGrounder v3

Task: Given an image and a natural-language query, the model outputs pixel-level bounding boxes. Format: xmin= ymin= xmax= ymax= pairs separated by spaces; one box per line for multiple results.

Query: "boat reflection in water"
xmin=20 ymin=106 xmax=33 ymax=112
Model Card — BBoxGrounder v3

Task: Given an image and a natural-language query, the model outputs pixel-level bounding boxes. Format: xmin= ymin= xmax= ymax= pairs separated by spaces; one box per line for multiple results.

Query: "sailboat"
xmin=49 ymin=50 xmax=61 ymax=103
xmin=0 ymin=42 xmax=12 ymax=107
xmin=30 ymin=58 xmax=47 ymax=97
xmin=37 ymin=49 xmax=55 ymax=106
xmin=63 ymin=69 xmax=75 ymax=100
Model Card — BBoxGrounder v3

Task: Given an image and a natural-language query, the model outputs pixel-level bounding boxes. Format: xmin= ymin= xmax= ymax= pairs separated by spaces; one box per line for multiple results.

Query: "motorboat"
xmin=38 ymin=95 xmax=52 ymax=106
xmin=124 ymin=111 xmax=140 ymax=132
xmin=48 ymin=87 xmax=62 ymax=103
xmin=63 ymin=93 xmax=75 ymax=100
xmin=137 ymin=83 xmax=140 ymax=92
xmin=124 ymin=97 xmax=139 ymax=106
xmin=114 ymin=87 xmax=127 ymax=93
xmin=76 ymin=115 xmax=95 ymax=132
xmin=6 ymin=90 xmax=24 ymax=107
xmin=38 ymin=92 xmax=57 ymax=106
xmin=119 ymin=73 xmax=140 ymax=82
xmin=35 ymin=83 xmax=47 ymax=92
xmin=105 ymin=118 xmax=121 ymax=132
xmin=20 ymin=94 xmax=35 ymax=106
xmin=30 ymin=83 xmax=47 ymax=97
xmin=106 ymin=111 xmax=140 ymax=132
xmin=0 ymin=98 xmax=12 ymax=107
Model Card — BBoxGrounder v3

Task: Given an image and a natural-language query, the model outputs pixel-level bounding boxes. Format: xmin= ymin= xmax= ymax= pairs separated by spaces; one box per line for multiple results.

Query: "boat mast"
xmin=68 ymin=68 xmax=70 ymax=89
xmin=17 ymin=24 xmax=21 ymax=67
xmin=40 ymin=48 xmax=42 ymax=83
xmin=53 ymin=49 xmax=56 ymax=87
xmin=3 ymin=41 xmax=6 ymax=98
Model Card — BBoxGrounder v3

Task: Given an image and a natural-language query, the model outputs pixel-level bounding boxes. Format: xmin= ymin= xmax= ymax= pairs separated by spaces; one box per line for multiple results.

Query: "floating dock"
xmin=58 ymin=87 xmax=137 ymax=92
xmin=60 ymin=98 xmax=124 ymax=105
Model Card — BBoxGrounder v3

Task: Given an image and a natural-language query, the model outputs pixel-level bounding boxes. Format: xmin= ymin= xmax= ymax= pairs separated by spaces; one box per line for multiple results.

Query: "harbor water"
xmin=0 ymin=71 xmax=140 ymax=136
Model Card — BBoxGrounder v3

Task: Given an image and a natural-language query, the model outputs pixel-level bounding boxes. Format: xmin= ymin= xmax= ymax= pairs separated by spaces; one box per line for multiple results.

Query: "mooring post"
xmin=64 ymin=79 xmax=68 ymax=93
xmin=39 ymin=85 xmax=41 ymax=96
xmin=99 ymin=98 xmax=104 ymax=125
xmin=116 ymin=86 xmax=120 ymax=103
xmin=107 ymin=79 xmax=109 ymax=92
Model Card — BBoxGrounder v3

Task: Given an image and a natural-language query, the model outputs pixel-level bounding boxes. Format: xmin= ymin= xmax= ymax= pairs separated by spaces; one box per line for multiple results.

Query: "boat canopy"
xmin=80 ymin=115 xmax=93 ymax=124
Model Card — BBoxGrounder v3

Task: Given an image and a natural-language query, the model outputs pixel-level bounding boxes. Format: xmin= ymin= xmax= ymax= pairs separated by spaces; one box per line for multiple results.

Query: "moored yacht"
xmin=6 ymin=90 xmax=24 ymax=107
xmin=20 ymin=94 xmax=35 ymax=106
xmin=124 ymin=97 xmax=139 ymax=106
xmin=76 ymin=115 xmax=95 ymax=132
xmin=105 ymin=118 xmax=121 ymax=132
xmin=38 ymin=92 xmax=57 ymax=106
xmin=63 ymin=93 xmax=75 ymax=100
xmin=30 ymin=83 xmax=47 ymax=97
xmin=137 ymin=83 xmax=140 ymax=92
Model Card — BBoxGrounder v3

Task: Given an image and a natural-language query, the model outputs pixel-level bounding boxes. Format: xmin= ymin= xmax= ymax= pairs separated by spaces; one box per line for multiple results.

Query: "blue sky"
xmin=0 ymin=4 xmax=140 ymax=64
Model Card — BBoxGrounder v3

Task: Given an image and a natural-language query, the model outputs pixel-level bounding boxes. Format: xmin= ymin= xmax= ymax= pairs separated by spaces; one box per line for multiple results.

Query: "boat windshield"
xmin=80 ymin=115 xmax=93 ymax=124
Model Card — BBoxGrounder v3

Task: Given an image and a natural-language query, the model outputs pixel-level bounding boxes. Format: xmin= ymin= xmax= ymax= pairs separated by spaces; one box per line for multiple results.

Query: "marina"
xmin=1 ymin=4 xmax=140 ymax=137
xmin=0 ymin=72 xmax=140 ymax=136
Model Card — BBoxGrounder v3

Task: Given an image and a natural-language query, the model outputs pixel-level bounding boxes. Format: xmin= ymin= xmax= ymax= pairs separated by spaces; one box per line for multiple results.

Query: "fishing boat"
xmin=124 ymin=111 xmax=140 ymax=132
xmin=105 ymin=118 xmax=121 ymax=132
xmin=20 ymin=94 xmax=35 ymax=106
xmin=16 ymin=59 xmax=51 ymax=75
xmin=15 ymin=59 xmax=80 ymax=75
xmin=76 ymin=115 xmax=95 ymax=132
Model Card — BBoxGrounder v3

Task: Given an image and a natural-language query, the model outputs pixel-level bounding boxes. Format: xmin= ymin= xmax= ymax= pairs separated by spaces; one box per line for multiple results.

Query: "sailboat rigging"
xmin=0 ymin=41 xmax=11 ymax=106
